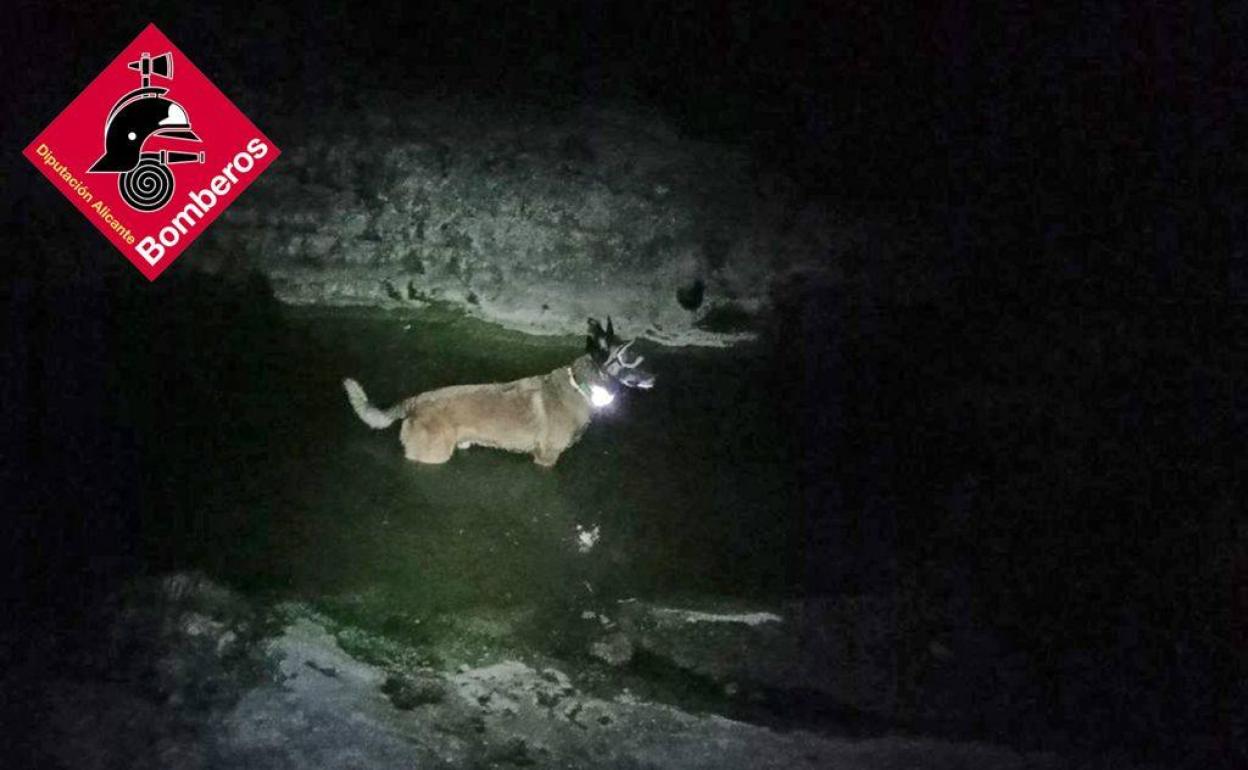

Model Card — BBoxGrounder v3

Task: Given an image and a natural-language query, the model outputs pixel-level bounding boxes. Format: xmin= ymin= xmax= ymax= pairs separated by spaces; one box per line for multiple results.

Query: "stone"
xmin=381 ymin=672 xmax=447 ymax=709
xmin=615 ymin=597 xmax=899 ymax=717
xmin=589 ymin=632 xmax=634 ymax=667
xmin=208 ymin=97 xmax=900 ymax=347
xmin=14 ymin=573 xmax=1094 ymax=769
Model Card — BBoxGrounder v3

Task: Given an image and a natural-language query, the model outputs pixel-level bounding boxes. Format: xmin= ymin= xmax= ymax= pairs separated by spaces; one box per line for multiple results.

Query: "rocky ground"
xmin=198 ymin=96 xmax=941 ymax=347
xmin=4 ymin=573 xmax=1154 ymax=770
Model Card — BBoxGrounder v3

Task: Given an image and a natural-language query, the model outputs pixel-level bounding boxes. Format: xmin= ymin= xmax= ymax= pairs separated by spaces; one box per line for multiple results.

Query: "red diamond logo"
xmin=23 ymin=23 xmax=279 ymax=280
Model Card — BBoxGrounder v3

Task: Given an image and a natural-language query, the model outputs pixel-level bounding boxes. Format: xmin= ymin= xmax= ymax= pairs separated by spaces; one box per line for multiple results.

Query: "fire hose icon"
xmin=88 ymin=51 xmax=204 ymax=212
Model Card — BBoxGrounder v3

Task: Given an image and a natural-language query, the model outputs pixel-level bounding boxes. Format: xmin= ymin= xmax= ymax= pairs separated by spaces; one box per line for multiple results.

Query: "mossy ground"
xmin=127 ymin=296 xmax=800 ymax=677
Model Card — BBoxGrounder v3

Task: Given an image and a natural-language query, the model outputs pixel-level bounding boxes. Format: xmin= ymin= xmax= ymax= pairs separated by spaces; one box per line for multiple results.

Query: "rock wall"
xmin=202 ymin=96 xmax=852 ymax=346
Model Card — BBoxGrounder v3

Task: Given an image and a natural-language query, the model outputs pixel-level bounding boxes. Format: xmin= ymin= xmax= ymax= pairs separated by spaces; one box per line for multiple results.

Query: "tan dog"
xmin=344 ymin=318 xmax=654 ymax=466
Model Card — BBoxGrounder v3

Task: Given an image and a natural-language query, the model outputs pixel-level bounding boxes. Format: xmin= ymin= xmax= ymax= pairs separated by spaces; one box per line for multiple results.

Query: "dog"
xmin=344 ymin=318 xmax=655 ymax=466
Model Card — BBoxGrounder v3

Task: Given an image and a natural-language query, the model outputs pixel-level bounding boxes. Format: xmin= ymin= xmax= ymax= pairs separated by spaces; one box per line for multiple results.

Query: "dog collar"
xmin=567 ymin=367 xmax=593 ymax=402
xmin=567 ymin=367 xmax=615 ymax=407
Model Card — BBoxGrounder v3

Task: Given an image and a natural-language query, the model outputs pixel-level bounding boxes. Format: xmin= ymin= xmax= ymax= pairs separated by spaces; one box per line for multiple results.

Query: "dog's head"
xmin=586 ymin=317 xmax=656 ymax=391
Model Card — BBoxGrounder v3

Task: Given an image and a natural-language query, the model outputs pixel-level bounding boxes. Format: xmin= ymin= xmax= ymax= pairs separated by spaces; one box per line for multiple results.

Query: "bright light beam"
xmin=590 ymin=385 xmax=615 ymax=408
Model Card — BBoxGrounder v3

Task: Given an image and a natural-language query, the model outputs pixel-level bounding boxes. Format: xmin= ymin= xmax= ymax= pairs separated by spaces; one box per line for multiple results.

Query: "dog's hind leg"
xmin=400 ymin=417 xmax=456 ymax=464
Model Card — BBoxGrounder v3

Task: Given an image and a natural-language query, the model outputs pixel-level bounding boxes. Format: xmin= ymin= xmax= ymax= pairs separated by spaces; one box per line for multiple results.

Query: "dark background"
xmin=2 ymin=1 xmax=1245 ymax=766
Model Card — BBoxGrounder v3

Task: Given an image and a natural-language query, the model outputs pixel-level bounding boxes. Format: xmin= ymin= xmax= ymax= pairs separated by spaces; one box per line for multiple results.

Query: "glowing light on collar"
xmin=568 ymin=367 xmax=615 ymax=409
xmin=590 ymin=384 xmax=615 ymax=408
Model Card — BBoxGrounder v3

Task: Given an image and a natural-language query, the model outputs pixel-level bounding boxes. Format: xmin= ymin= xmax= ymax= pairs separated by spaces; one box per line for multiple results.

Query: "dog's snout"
xmin=619 ymin=370 xmax=656 ymax=390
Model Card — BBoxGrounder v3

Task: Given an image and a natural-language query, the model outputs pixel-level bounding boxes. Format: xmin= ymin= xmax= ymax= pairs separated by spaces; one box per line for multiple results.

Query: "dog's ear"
xmin=606 ymin=316 xmax=615 ymax=341
xmin=586 ymin=335 xmax=608 ymax=364
xmin=587 ymin=318 xmax=610 ymax=353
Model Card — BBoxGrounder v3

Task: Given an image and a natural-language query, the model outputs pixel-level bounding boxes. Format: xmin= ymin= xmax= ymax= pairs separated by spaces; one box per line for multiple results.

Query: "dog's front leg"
xmin=531 ymin=391 xmax=561 ymax=467
xmin=533 ymin=446 xmax=561 ymax=467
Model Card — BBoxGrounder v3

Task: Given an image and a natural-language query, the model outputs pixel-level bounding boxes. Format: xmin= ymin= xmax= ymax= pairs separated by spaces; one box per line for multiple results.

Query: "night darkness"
xmin=2 ymin=2 xmax=1244 ymax=768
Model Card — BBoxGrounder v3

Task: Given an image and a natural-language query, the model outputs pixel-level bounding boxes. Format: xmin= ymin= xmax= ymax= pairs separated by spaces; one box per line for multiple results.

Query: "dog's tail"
xmin=343 ymin=378 xmax=404 ymax=429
